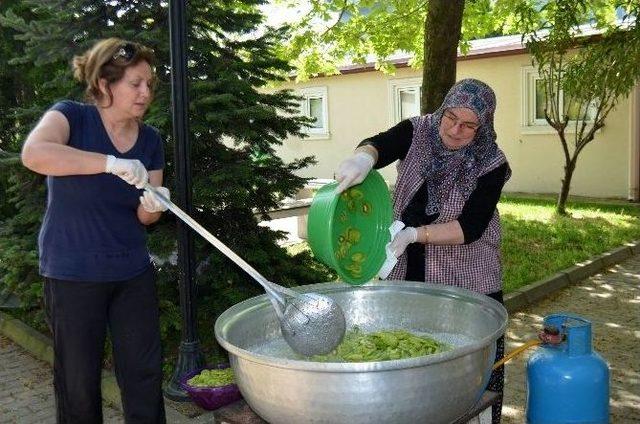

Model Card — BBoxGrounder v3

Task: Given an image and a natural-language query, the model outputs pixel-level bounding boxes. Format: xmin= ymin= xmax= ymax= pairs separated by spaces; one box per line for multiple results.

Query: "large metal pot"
xmin=214 ymin=280 xmax=507 ymax=424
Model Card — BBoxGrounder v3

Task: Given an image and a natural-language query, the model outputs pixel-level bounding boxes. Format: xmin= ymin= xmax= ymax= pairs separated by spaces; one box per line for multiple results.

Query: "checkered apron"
xmin=387 ymin=115 xmax=509 ymax=294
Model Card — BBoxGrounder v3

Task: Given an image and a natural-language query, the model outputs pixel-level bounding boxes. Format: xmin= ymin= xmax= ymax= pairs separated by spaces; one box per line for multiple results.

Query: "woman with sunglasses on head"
xmin=21 ymin=38 xmax=168 ymax=423
xmin=335 ymin=78 xmax=510 ymax=423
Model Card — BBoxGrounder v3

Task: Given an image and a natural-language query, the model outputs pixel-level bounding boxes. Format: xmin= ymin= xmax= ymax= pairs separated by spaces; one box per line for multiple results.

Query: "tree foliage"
xmin=0 ymin=0 xmax=50 ymax=309
xmin=271 ymin=0 xmax=540 ymax=112
xmin=0 ymin=0 xmax=334 ymax=366
xmin=522 ymin=1 xmax=640 ymax=214
xmin=272 ymin=0 xmax=536 ymax=80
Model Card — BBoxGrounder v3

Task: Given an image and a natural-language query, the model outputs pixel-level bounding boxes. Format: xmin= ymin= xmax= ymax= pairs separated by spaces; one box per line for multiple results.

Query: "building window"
xmin=389 ymin=78 xmax=422 ymax=125
xmin=297 ymin=86 xmax=329 ymax=138
xmin=522 ymin=66 xmax=596 ymax=132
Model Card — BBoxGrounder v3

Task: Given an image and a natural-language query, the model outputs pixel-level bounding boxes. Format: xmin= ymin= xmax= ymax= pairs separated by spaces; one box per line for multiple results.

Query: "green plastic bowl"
xmin=307 ymin=170 xmax=392 ymax=285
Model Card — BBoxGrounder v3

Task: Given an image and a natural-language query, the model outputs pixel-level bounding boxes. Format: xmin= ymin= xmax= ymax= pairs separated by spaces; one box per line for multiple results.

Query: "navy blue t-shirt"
xmin=38 ymin=100 xmax=164 ymax=281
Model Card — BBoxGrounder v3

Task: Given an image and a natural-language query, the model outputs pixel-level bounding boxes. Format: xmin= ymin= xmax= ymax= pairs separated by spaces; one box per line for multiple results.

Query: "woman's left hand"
xmin=389 ymin=226 xmax=418 ymax=257
xmin=140 ymin=187 xmax=170 ymax=213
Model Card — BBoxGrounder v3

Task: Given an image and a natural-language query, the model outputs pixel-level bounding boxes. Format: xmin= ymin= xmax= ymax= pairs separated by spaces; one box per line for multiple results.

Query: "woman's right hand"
xmin=335 ymin=151 xmax=375 ymax=193
xmin=105 ymin=155 xmax=148 ymax=189
xmin=388 ymin=226 xmax=418 ymax=257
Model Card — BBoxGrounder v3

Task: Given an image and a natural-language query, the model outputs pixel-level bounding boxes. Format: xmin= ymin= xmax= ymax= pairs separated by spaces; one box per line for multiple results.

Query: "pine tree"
xmin=0 ymin=0 xmax=333 ymax=362
xmin=0 ymin=0 xmax=51 ymax=313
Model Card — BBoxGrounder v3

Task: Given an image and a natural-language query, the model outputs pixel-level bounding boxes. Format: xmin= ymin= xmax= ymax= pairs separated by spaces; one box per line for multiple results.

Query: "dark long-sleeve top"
xmin=358 ymin=119 xmax=508 ymax=244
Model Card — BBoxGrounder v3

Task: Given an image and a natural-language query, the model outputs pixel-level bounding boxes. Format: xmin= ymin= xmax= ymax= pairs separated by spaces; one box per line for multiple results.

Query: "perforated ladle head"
xmin=145 ymin=184 xmax=346 ymax=356
xmin=276 ymin=290 xmax=346 ymax=356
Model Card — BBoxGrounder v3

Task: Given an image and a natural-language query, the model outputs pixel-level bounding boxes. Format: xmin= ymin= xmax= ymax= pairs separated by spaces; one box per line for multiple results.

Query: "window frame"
xmin=521 ymin=66 xmax=597 ymax=134
xmin=297 ymin=86 xmax=330 ymax=139
xmin=388 ymin=77 xmax=422 ymax=126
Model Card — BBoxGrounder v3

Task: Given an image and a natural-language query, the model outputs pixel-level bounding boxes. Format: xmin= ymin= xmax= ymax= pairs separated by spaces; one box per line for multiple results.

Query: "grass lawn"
xmin=290 ymin=195 xmax=640 ymax=294
xmin=500 ymin=195 xmax=640 ymax=293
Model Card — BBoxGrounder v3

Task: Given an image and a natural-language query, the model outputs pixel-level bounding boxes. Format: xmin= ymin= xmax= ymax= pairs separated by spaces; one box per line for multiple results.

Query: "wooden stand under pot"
xmin=212 ymin=390 xmax=500 ymax=424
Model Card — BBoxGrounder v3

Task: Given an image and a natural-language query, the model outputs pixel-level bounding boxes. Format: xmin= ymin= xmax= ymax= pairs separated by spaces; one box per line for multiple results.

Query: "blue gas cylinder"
xmin=526 ymin=313 xmax=609 ymax=424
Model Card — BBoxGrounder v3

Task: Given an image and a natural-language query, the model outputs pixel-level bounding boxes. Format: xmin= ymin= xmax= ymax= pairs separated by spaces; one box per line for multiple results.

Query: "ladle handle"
xmin=143 ymin=183 xmax=286 ymax=306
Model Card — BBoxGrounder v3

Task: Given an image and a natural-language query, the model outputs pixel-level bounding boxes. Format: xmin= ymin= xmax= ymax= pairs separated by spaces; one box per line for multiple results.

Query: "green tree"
xmin=273 ymin=0 xmax=537 ymax=112
xmin=0 ymin=0 xmax=53 ymax=311
xmin=0 ymin=0 xmax=333 ymax=364
xmin=523 ymin=1 xmax=640 ymax=214
xmin=421 ymin=0 xmax=465 ymax=113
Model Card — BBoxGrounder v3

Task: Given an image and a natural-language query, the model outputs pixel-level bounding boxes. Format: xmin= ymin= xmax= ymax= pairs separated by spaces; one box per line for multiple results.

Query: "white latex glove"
xmin=335 ymin=151 xmax=375 ymax=193
xmin=378 ymin=220 xmax=407 ymax=279
xmin=140 ymin=186 xmax=170 ymax=213
xmin=105 ymin=155 xmax=149 ymax=189
xmin=388 ymin=226 xmax=418 ymax=258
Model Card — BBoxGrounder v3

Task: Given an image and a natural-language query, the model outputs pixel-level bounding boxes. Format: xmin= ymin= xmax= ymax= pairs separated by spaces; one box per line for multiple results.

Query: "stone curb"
xmin=1 ymin=239 xmax=638 ymax=421
xmin=0 ymin=312 xmax=54 ymax=364
xmin=504 ymin=240 xmax=640 ymax=313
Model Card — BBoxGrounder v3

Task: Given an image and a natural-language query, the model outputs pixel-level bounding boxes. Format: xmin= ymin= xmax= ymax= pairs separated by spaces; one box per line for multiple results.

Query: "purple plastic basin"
xmin=180 ymin=363 xmax=243 ymax=411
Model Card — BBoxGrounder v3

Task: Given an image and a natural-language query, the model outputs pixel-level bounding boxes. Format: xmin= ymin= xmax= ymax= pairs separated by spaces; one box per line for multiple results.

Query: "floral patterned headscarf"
xmin=422 ymin=78 xmax=500 ymax=215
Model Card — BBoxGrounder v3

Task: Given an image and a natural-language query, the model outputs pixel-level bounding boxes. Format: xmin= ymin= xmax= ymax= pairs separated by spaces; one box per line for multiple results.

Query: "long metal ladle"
xmin=144 ymin=184 xmax=346 ymax=356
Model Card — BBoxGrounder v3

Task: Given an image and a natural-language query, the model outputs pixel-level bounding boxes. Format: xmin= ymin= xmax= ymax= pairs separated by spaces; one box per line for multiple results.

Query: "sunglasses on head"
xmin=112 ymin=43 xmax=136 ymax=63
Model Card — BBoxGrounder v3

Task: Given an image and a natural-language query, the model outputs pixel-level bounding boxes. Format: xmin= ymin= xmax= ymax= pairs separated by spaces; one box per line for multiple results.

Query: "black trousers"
xmin=485 ymin=291 xmax=505 ymax=424
xmin=406 ymin=246 xmax=505 ymax=423
xmin=44 ymin=265 xmax=166 ymax=424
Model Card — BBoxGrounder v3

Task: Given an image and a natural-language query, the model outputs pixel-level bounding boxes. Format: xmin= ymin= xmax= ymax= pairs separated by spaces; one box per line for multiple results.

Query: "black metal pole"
xmin=164 ymin=0 xmax=204 ymax=401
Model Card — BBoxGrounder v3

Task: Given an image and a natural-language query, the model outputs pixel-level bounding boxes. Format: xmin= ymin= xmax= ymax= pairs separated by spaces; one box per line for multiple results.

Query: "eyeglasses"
xmin=112 ymin=43 xmax=136 ymax=63
xmin=442 ymin=110 xmax=480 ymax=133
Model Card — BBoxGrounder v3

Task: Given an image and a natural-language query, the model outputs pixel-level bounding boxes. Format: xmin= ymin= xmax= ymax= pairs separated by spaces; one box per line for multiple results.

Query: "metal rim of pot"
xmin=214 ymin=281 xmax=508 ymax=373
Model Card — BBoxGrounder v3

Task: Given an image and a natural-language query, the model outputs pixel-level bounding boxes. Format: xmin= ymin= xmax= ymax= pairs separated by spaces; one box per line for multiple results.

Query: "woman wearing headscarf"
xmin=334 ymin=78 xmax=510 ymax=423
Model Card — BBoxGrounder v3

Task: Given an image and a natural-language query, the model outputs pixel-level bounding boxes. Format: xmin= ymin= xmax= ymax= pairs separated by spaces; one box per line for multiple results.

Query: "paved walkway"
xmin=1 ymin=254 xmax=639 ymax=423
xmin=502 ymin=254 xmax=640 ymax=423
xmin=0 ymin=335 xmax=123 ymax=423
